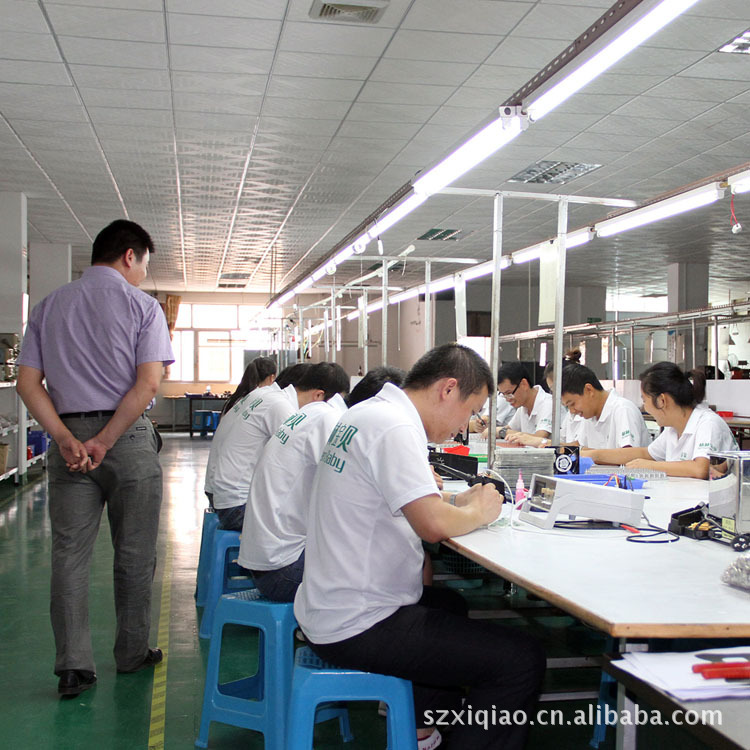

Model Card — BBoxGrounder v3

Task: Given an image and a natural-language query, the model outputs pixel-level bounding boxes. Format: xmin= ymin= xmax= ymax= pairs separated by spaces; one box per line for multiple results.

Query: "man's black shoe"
xmin=117 ymin=647 xmax=163 ymax=674
xmin=58 ymin=670 xmax=97 ymax=697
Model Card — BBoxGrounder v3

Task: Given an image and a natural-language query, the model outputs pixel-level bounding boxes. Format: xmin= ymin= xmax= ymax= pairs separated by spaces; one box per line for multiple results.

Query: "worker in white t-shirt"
xmin=295 ymin=344 xmax=545 ymax=750
xmin=203 ymin=364 xmax=322 ymax=530
xmin=489 ymin=362 xmax=552 ymax=444
xmin=237 ymin=363 xmax=350 ymax=601
xmin=587 ymin=362 xmax=737 ymax=479
xmin=468 ymin=376 xmax=516 ymax=434
xmin=560 ymin=364 xmax=651 ymax=450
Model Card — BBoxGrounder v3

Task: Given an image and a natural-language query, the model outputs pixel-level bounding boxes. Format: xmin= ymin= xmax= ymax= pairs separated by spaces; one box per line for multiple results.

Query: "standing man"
xmin=17 ymin=220 xmax=174 ymax=697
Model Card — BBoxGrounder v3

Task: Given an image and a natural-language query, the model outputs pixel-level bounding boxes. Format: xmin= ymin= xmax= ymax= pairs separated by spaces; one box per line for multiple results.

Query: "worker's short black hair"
xmin=496 ymin=361 xmax=530 ymax=388
xmin=560 ymin=363 xmax=603 ymax=395
xmin=276 ymin=363 xmax=310 ymax=389
xmin=91 ymin=220 xmax=153 ymax=264
xmin=346 ymin=366 xmax=405 ymax=407
xmin=297 ymin=362 xmax=349 ymax=401
xmin=403 ymin=343 xmax=493 ymax=399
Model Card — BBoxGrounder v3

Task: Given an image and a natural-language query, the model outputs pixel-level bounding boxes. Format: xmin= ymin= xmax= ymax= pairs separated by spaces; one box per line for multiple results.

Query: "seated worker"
xmin=510 ymin=356 xmax=584 ymax=447
xmin=203 ymin=364 xmax=326 ymax=530
xmin=221 ymin=356 xmax=276 ymax=415
xmin=269 ymin=362 xmax=311 ymax=408
xmin=294 ymin=344 xmax=546 ymax=750
xmin=586 ymin=362 xmax=737 ymax=479
xmin=490 ymin=362 xmax=552 ymax=444
xmin=468 ymin=366 xmax=516 ymax=434
xmin=345 ymin=365 xmax=405 ymax=407
xmin=237 ymin=363 xmax=349 ymax=601
xmin=562 ymin=364 xmax=651 ymax=450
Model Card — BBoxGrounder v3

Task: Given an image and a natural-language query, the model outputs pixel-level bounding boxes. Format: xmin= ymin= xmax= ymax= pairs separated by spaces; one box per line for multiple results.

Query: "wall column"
xmin=29 ymin=243 xmax=71 ymax=307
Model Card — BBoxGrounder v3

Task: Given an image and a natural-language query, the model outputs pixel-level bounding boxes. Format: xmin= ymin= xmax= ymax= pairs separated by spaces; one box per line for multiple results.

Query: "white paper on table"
xmin=615 ymin=646 xmax=750 ymax=701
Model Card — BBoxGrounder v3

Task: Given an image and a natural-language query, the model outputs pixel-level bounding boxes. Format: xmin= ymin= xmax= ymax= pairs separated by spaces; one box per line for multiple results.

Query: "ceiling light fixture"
xmin=377 ymin=238 xmax=384 ymax=255
xmin=728 ymin=170 xmax=750 ymax=195
xmin=525 ymin=0 xmax=704 ymax=121
xmin=596 ymin=183 xmax=724 ymax=238
xmin=369 ymin=194 xmax=427 ymax=236
xmin=412 ymin=114 xmax=525 ymax=197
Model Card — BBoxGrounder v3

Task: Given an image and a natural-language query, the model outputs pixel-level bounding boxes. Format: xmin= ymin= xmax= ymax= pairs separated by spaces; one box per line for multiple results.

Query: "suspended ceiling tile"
xmin=614 ymin=95 xmax=717 ymax=121
xmin=688 ymin=0 xmax=750 ymax=20
xmin=642 ymin=14 xmax=748 ymax=51
xmin=280 ymin=20 xmax=393 ymax=56
xmin=0 ymin=60 xmax=70 ymax=85
xmin=168 ymin=14 xmax=280 ymax=49
xmin=168 ymin=0 xmax=286 ymax=19
xmin=511 ymin=3 xmax=605 ymax=40
xmin=45 ymin=5 xmax=165 ymax=43
xmin=171 ymin=70 xmax=268 ymax=96
xmin=4 ymin=0 xmax=49 ymax=34
xmin=261 ymin=96 xmax=351 ymax=120
xmin=80 ymin=87 xmax=172 ymax=109
xmin=346 ymin=101 xmax=437 ymax=123
xmin=486 ymin=33 xmax=574 ymax=70
xmin=266 ymin=75 xmax=356 ymax=101
xmin=88 ymin=106 xmax=173 ymax=126
xmin=273 ymin=50 xmax=376 ymax=79
xmin=386 ymin=30 xmax=503 ymax=63
xmin=680 ymin=54 xmax=750 ymax=82
xmin=370 ymin=57 xmax=476 ymax=86
xmin=58 ymin=36 xmax=168 ymax=68
xmin=172 ymin=91 xmax=262 ymax=115
xmin=0 ymin=30 xmax=62 ymax=61
xmin=649 ymin=75 xmax=750 ymax=102
xmin=46 ymin=0 xmax=163 ymax=9
xmin=170 ymin=45 xmax=274 ymax=75
xmin=583 ymin=73 xmax=668 ymax=96
xmin=403 ymin=0 xmax=532 ymax=35
xmin=69 ymin=64 xmax=170 ymax=90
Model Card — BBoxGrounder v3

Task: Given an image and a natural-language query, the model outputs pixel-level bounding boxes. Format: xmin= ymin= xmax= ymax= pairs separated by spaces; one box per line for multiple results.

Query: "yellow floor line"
xmin=148 ymin=538 xmax=173 ymax=750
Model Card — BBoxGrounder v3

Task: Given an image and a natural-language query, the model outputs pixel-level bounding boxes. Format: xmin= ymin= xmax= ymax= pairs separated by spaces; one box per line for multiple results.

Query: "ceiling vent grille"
xmin=509 ymin=160 xmax=601 ymax=185
xmin=218 ymin=272 xmax=249 ymax=289
xmin=417 ymin=228 xmax=463 ymax=241
xmin=309 ymin=0 xmax=389 ymax=24
xmin=719 ymin=29 xmax=750 ymax=54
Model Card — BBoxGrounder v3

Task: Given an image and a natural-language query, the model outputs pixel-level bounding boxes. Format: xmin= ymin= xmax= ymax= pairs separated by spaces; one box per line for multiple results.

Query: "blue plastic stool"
xmin=193 ymin=410 xmax=218 ymax=438
xmin=198 ymin=529 xmax=255 ymax=639
xmin=196 ymin=509 xmax=220 ymax=607
xmin=287 ymin=647 xmax=417 ymax=750
xmin=196 ymin=591 xmax=351 ymax=749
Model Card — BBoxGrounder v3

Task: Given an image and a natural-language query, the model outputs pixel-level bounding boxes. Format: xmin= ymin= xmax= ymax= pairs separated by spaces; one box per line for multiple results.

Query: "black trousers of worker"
xmin=307 ymin=586 xmax=546 ymax=749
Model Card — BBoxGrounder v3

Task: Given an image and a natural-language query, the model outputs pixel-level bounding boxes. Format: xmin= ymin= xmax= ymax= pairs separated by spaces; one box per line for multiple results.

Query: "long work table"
xmin=444 ymin=476 xmax=750 ymax=750
xmin=445 ymin=477 xmax=750 ymax=639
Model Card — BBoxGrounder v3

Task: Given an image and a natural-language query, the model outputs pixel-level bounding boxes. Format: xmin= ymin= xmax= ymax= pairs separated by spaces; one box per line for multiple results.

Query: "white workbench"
xmin=445 ymin=478 xmax=750 ymax=638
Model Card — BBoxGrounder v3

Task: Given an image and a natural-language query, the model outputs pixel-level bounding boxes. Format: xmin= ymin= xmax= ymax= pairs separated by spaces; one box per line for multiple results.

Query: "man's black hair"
xmin=91 ymin=219 xmax=154 ymax=265
xmin=403 ymin=343 xmax=493 ymax=399
xmin=297 ymin=362 xmax=349 ymax=401
xmin=275 ymin=363 xmax=310 ymax=390
xmin=346 ymin=366 xmax=405 ymax=407
xmin=560 ymin=363 xmax=603 ymax=395
xmin=496 ymin=361 xmax=530 ymax=388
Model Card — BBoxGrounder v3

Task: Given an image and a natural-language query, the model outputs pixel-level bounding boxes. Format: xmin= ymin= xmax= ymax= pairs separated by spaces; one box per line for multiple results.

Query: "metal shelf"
xmin=27 ymin=453 xmax=45 ymax=467
xmin=26 ymin=420 xmax=39 ymax=429
xmin=0 ymin=467 xmax=18 ymax=482
xmin=0 ymin=381 xmax=16 ymax=389
xmin=0 ymin=425 xmax=18 ymax=437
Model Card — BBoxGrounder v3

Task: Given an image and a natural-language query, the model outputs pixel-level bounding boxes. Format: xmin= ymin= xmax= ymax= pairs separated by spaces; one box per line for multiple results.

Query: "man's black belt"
xmin=59 ymin=410 xmax=117 ymax=419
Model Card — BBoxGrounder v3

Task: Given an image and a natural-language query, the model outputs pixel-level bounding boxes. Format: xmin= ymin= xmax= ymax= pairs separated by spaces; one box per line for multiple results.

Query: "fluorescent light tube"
xmin=277 ymin=290 xmax=294 ymax=305
xmin=369 ymin=194 xmax=426 ymax=236
xmin=412 ymin=116 xmax=524 ymax=197
xmin=728 ymin=170 xmax=750 ymax=195
xmin=391 ymin=287 xmax=421 ymax=304
xmin=513 ymin=242 xmax=548 ymax=265
xmin=332 ymin=245 xmax=355 ymax=266
xmin=427 ymin=276 xmax=457 ymax=294
xmin=312 ymin=267 xmax=327 ymax=282
xmin=526 ymin=0 xmax=703 ymax=121
xmin=346 ymin=310 xmax=360 ymax=321
xmin=566 ymin=228 xmax=592 ymax=248
xmin=293 ymin=277 xmax=315 ymax=295
xmin=596 ymin=183 xmax=724 ymax=238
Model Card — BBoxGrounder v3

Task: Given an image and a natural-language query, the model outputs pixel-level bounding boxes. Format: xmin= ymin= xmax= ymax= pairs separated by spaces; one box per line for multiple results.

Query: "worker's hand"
xmin=82 ymin=436 xmax=108 ymax=470
xmin=461 ymin=482 xmax=504 ymax=526
xmin=468 ymin=415 xmax=486 ymax=434
xmin=506 ymin=432 xmax=536 ymax=445
xmin=625 ymin=458 xmax=658 ymax=470
xmin=430 ymin=465 xmax=444 ymax=490
xmin=59 ymin=435 xmax=91 ymax=473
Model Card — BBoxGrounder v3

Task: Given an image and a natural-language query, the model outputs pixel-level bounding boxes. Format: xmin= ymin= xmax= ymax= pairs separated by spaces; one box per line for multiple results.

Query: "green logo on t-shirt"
xmin=327 ymin=422 xmax=358 ymax=453
xmin=283 ymin=412 xmax=307 ymax=430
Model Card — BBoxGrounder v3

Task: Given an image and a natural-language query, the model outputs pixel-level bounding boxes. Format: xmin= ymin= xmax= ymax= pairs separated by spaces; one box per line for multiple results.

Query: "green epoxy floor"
xmin=0 ymin=434 xmax=714 ymax=749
